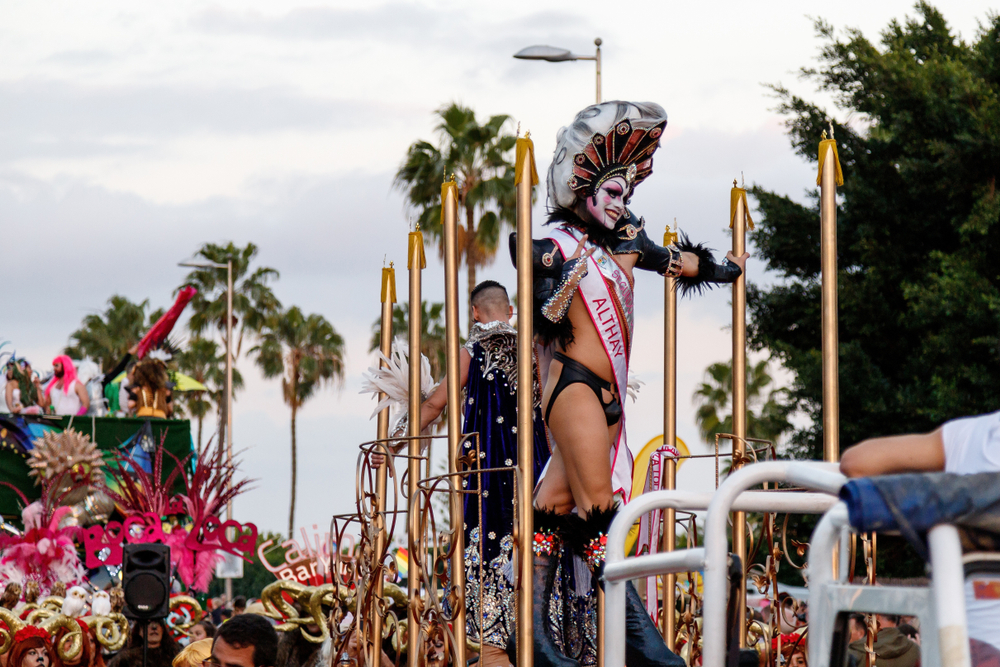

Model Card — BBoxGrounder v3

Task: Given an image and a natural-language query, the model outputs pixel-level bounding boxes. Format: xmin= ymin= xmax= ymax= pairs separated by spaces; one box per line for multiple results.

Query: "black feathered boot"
xmin=505 ymin=508 xmax=580 ymax=667
xmin=566 ymin=506 xmax=685 ymax=667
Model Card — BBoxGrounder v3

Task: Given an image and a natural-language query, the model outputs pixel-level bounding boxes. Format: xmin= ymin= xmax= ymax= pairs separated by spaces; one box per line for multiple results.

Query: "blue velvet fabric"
xmin=461 ymin=327 xmax=550 ymax=648
xmin=839 ymin=472 xmax=1000 ymax=556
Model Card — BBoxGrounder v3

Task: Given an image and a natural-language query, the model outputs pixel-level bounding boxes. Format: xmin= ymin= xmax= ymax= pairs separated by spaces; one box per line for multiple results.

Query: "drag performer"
xmin=45 ymin=355 xmax=89 ymax=416
xmin=515 ymin=101 xmax=747 ymax=667
xmin=416 ymin=280 xmax=550 ymax=667
xmin=4 ymin=357 xmax=47 ymax=415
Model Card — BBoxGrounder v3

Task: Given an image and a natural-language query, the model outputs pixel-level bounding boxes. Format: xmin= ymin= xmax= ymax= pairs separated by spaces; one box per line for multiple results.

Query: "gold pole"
xmin=441 ymin=179 xmax=466 ymax=666
xmin=660 ymin=223 xmax=678 ymax=648
xmin=730 ymin=180 xmax=748 ymax=646
xmin=371 ymin=264 xmax=396 ymax=667
xmin=407 ymin=228 xmax=425 ymax=667
xmin=819 ymin=128 xmax=841 ymax=464
xmin=514 ymin=134 xmax=538 ymax=667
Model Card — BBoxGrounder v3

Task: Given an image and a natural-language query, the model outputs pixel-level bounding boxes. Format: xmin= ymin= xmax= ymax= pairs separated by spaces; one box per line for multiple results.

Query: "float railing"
xmin=604 ymin=460 xmax=845 ymax=667
xmin=807 ymin=501 xmax=969 ymax=667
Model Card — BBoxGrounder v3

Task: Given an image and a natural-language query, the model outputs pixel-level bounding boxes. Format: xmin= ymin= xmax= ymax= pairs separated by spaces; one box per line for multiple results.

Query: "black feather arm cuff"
xmin=675 ymin=233 xmax=742 ymax=297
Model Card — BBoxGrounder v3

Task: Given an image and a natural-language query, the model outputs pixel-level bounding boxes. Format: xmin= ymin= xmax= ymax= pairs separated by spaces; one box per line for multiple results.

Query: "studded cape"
xmin=461 ymin=321 xmax=549 ymax=649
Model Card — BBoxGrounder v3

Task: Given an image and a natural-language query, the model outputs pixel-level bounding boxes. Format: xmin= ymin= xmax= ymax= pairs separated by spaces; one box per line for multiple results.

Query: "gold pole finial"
xmin=733 ymin=178 xmax=738 ymax=188
xmin=821 ymin=129 xmax=828 ymax=140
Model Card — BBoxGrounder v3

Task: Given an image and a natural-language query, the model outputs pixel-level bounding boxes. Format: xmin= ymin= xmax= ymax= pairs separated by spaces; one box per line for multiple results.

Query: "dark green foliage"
xmin=369 ymin=301 xmax=447 ymax=380
xmin=65 ymin=295 xmax=160 ymax=373
xmin=393 ymin=104 xmax=518 ymax=327
xmin=693 ymin=359 xmax=795 ymax=448
xmin=751 ymin=4 xmax=1000 ymax=463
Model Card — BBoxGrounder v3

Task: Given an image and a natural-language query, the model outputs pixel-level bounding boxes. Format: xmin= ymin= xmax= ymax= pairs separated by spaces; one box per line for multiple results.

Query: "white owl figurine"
xmin=91 ymin=589 xmax=112 ymax=616
xmin=61 ymin=586 xmax=89 ymax=618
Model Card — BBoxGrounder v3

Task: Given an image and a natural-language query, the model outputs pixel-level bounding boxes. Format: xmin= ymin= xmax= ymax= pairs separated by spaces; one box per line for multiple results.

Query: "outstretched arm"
xmin=840 ymin=428 xmax=946 ymax=478
xmin=678 ymin=250 xmax=749 ymax=277
xmin=418 ymin=348 xmax=471 ymax=433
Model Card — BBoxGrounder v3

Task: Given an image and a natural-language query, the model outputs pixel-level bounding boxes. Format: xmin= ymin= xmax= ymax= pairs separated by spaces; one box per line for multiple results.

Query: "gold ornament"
xmin=0 ymin=607 xmax=25 ymax=655
xmin=29 ymin=429 xmax=104 ymax=483
xmin=260 ymin=580 xmax=353 ymax=644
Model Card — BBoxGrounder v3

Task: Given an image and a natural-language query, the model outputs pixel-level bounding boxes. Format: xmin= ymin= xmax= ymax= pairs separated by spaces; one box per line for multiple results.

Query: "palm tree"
xmin=176 ymin=337 xmax=244 ymax=454
xmin=693 ymin=359 xmax=794 ymax=451
xmin=65 ymin=296 xmax=163 ymax=372
xmin=394 ymin=103 xmax=517 ymax=329
xmin=251 ymin=306 xmax=346 ymax=537
xmin=181 ymin=242 xmax=281 ymax=448
xmin=369 ymin=301 xmax=447 ymax=380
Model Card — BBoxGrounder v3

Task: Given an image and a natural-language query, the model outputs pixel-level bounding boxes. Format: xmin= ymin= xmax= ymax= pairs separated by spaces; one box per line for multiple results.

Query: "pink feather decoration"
xmin=0 ymin=502 xmax=83 ymax=593
xmin=100 ymin=437 xmax=253 ymax=593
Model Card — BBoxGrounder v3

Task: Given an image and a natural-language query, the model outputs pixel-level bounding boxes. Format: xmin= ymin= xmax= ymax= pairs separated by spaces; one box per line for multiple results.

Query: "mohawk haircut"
xmin=470 ymin=280 xmax=510 ymax=317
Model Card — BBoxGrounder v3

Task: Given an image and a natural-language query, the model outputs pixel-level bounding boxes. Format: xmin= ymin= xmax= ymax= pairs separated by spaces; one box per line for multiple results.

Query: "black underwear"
xmin=545 ymin=352 xmax=623 ymax=426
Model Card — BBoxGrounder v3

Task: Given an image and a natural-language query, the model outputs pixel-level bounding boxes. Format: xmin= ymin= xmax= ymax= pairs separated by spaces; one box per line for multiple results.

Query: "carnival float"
xmin=0 ymin=101 xmax=990 ymax=667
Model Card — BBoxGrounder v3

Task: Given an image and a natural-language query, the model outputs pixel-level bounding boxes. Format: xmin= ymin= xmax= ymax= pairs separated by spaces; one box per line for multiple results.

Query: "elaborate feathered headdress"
xmin=547 ymin=101 xmax=668 ymax=210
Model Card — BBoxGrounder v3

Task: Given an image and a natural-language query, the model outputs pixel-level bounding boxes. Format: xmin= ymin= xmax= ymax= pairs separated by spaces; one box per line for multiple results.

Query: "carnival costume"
xmin=462 ymin=320 xmax=550 ymax=651
xmin=514 ymin=102 xmax=741 ymax=667
xmin=4 ymin=358 xmax=43 ymax=415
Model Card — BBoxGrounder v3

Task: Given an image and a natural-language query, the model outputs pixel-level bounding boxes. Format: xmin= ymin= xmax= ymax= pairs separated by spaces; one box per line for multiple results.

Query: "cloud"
xmin=190 ymin=4 xmax=590 ymax=50
xmin=0 ymin=80 xmax=382 ymax=158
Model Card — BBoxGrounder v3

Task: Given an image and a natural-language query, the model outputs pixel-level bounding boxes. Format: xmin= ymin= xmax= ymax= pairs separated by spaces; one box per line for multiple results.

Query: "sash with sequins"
xmin=548 ymin=226 xmax=634 ymax=502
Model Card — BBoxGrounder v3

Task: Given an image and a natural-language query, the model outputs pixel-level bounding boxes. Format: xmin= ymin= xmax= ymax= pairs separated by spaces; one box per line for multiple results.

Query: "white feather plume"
xmin=360 ymin=337 xmax=438 ymax=420
xmin=627 ymin=373 xmax=644 ymax=402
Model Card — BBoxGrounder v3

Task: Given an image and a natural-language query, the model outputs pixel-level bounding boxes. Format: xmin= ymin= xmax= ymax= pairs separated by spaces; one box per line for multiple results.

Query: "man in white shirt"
xmin=841 ymin=411 xmax=1000 ymax=662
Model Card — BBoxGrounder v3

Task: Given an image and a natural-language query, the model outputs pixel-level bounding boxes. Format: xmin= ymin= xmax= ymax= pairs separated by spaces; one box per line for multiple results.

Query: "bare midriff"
xmin=541 ymin=252 xmax=638 ymax=413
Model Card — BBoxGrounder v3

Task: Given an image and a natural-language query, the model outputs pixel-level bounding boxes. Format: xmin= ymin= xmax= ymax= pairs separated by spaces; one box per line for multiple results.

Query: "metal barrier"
xmin=807 ymin=501 xmax=970 ymax=667
xmin=603 ymin=460 xmax=846 ymax=667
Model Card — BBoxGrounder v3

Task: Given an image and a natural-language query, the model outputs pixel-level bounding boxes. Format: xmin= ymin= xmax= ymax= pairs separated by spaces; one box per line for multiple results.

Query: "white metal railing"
xmin=603 ymin=461 xmax=846 ymax=667
xmin=807 ymin=501 xmax=970 ymax=667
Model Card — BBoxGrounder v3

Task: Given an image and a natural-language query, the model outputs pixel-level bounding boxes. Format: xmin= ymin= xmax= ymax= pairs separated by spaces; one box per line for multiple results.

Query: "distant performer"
xmin=130 ymin=353 xmax=173 ymax=419
xmin=417 ymin=280 xmax=549 ymax=667
xmin=515 ymin=101 xmax=748 ymax=666
xmin=4 ymin=357 xmax=47 ymax=415
xmin=45 ymin=355 xmax=89 ymax=416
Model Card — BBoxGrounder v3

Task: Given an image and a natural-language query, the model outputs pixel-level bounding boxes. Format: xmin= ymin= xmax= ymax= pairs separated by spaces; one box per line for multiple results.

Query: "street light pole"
xmin=594 ymin=37 xmax=602 ymax=104
xmin=514 ymin=37 xmax=603 ymax=104
xmin=179 ymin=259 xmax=234 ymax=601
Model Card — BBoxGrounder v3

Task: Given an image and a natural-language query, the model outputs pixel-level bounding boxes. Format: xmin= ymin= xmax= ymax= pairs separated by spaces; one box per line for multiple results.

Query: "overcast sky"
xmin=1 ymin=1 xmax=991 ymax=538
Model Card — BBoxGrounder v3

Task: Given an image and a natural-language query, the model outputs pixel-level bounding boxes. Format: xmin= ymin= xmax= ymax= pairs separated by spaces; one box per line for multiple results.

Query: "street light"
xmin=514 ymin=37 xmax=602 ymax=104
xmin=179 ymin=259 xmax=234 ymax=600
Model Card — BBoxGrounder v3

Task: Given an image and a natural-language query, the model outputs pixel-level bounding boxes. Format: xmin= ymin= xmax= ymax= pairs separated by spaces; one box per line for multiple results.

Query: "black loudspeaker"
xmin=122 ymin=544 xmax=171 ymax=620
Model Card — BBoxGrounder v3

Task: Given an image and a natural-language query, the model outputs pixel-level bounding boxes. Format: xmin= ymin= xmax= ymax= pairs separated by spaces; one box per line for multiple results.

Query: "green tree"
xmin=748 ymin=4 xmax=1000 ymax=461
xmin=252 ymin=306 xmax=346 ymax=537
xmin=181 ymin=242 xmax=281 ymax=448
xmin=176 ymin=337 xmax=244 ymax=454
xmin=64 ymin=296 xmax=164 ymax=372
xmin=369 ymin=301 xmax=447 ymax=380
xmin=692 ymin=359 xmax=794 ymax=451
xmin=393 ymin=103 xmax=517 ymax=329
